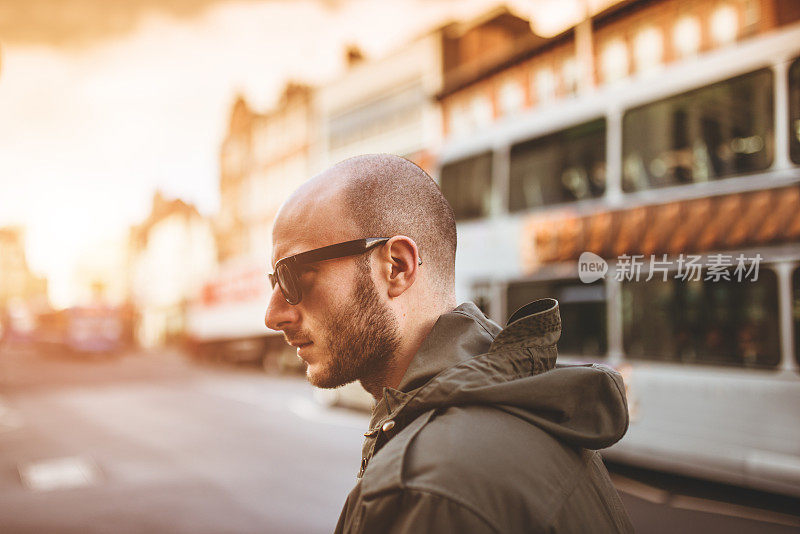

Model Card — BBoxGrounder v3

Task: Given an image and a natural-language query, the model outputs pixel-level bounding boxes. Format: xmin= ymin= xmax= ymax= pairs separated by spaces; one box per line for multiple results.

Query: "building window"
xmin=440 ymin=152 xmax=493 ymax=221
xmin=710 ymin=4 xmax=739 ymax=46
xmin=633 ymin=26 xmax=663 ymax=75
xmin=328 ymin=83 xmax=424 ymax=150
xmin=673 ymin=16 xmax=701 ymax=59
xmin=561 ymin=56 xmax=579 ymax=95
xmin=470 ymin=94 xmax=493 ymax=128
xmin=534 ymin=68 xmax=556 ymax=103
xmin=448 ymin=103 xmax=470 ymax=138
xmin=450 ymin=103 xmax=471 ymax=136
xmin=601 ymin=39 xmax=629 ymax=84
xmin=622 ymin=269 xmax=780 ymax=369
xmin=509 ymin=118 xmax=606 ymax=211
xmin=789 ymin=56 xmax=800 ymax=164
xmin=507 ymin=279 xmax=607 ymax=357
xmin=622 ymin=68 xmax=773 ymax=192
xmin=498 ymin=79 xmax=524 ymax=116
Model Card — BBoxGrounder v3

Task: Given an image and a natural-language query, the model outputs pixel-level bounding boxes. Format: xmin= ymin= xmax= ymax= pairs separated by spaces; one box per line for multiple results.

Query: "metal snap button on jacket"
xmin=381 ymin=420 xmax=395 ymax=432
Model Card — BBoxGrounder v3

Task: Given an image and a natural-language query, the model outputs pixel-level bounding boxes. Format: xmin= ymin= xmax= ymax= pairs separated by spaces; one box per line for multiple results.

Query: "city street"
xmin=2 ymin=2 xmax=800 ymax=533
xmin=0 ymin=347 xmax=366 ymax=534
xmin=0 ymin=347 xmax=798 ymax=533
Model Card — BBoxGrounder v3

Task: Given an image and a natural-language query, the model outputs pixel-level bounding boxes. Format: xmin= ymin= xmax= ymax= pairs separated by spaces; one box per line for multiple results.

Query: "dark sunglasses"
xmin=268 ymin=238 xmax=391 ymax=305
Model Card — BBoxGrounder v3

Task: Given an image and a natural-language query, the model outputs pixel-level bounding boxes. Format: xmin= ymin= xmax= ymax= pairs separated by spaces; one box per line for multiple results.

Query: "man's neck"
xmin=360 ymin=306 xmax=452 ymax=400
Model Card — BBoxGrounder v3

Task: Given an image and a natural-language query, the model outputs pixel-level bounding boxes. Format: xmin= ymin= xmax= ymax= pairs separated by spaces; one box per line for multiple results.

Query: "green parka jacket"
xmin=334 ymin=298 xmax=633 ymax=533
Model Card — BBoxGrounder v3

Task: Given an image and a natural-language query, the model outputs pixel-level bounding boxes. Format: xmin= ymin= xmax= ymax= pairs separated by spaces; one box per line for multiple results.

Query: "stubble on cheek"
xmin=306 ymin=268 xmax=399 ymax=390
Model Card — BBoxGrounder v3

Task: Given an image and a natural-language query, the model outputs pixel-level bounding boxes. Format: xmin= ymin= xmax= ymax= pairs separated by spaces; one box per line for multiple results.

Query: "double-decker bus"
xmin=438 ymin=18 xmax=800 ymax=497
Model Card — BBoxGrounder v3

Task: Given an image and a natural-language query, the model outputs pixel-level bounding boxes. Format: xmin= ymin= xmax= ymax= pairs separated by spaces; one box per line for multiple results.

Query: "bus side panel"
xmin=603 ymin=363 xmax=800 ymax=497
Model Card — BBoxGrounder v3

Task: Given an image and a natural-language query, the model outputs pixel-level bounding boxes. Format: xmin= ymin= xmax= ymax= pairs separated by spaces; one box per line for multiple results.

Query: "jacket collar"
xmin=367 ymin=302 xmax=501 ymax=430
xmin=358 ymin=299 xmax=568 ymax=478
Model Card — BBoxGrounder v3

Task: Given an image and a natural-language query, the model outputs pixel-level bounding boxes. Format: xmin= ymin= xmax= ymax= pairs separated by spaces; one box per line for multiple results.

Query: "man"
xmin=265 ymin=154 xmax=633 ymax=533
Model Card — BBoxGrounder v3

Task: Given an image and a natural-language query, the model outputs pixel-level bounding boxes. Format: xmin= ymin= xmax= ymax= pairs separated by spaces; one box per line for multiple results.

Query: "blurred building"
xmin=217 ymin=25 xmax=449 ymax=266
xmin=0 ymin=226 xmax=48 ymax=309
xmin=128 ymin=192 xmax=217 ymax=348
xmin=218 ymin=83 xmax=316 ymax=265
xmin=438 ymin=6 xmax=549 ymax=140
xmin=435 ymin=0 xmax=800 ymax=498
xmin=313 ymin=29 xmax=446 ymax=173
xmin=71 ymin=235 xmax=132 ymax=307
xmin=440 ymin=0 xmax=800 ymax=139
xmin=189 ymin=83 xmax=317 ymax=364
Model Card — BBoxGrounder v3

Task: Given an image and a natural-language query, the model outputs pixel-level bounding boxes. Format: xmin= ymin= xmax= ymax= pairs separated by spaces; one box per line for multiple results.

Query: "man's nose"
xmin=265 ymin=286 xmax=299 ymax=331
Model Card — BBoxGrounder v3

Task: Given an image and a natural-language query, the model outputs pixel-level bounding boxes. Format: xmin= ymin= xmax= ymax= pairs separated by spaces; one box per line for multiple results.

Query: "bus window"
xmin=507 ymin=279 xmax=607 ymax=357
xmin=509 ymin=118 xmax=606 ymax=211
xmin=622 ymin=69 xmax=774 ymax=192
xmin=790 ymin=56 xmax=800 ymax=164
xmin=622 ymin=269 xmax=780 ymax=369
xmin=440 ymin=152 xmax=493 ymax=221
xmin=794 ymin=266 xmax=800 ymax=369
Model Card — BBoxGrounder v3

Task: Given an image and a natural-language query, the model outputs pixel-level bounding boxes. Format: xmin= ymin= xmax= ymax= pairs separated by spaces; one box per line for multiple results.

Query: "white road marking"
xmin=19 ymin=456 xmax=101 ymax=492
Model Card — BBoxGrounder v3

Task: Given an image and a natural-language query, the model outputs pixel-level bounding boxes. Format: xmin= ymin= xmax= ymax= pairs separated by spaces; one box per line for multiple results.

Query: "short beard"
xmin=309 ymin=258 xmax=400 ymax=390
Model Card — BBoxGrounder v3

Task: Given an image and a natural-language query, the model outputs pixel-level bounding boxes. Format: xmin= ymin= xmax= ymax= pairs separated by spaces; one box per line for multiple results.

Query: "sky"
xmin=0 ymin=0 xmax=609 ymax=307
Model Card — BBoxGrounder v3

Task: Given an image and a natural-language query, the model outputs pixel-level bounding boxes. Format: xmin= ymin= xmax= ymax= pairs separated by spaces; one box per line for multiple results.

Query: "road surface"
xmin=0 ymin=346 xmax=797 ymax=533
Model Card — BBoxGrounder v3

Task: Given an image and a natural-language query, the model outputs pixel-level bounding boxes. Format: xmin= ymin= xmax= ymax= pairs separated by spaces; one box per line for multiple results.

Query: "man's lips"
xmin=290 ymin=340 xmax=314 ymax=360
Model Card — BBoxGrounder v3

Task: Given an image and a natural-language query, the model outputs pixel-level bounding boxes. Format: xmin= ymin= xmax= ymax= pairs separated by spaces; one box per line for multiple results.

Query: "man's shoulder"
xmin=362 ymin=404 xmax=589 ymax=529
xmin=405 ymin=404 xmax=584 ymax=489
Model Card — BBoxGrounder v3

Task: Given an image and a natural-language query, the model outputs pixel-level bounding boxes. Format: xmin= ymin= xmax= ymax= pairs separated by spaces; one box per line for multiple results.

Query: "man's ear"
xmin=377 ymin=236 xmax=420 ymax=298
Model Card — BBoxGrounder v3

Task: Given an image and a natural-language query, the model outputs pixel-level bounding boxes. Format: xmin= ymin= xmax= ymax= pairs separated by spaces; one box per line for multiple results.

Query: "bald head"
xmin=275 ymin=154 xmax=457 ymax=295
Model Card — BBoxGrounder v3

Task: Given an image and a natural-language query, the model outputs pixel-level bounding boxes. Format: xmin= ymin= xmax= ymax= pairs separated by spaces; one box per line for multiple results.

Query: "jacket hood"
xmin=366 ymin=299 xmax=629 ymax=454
